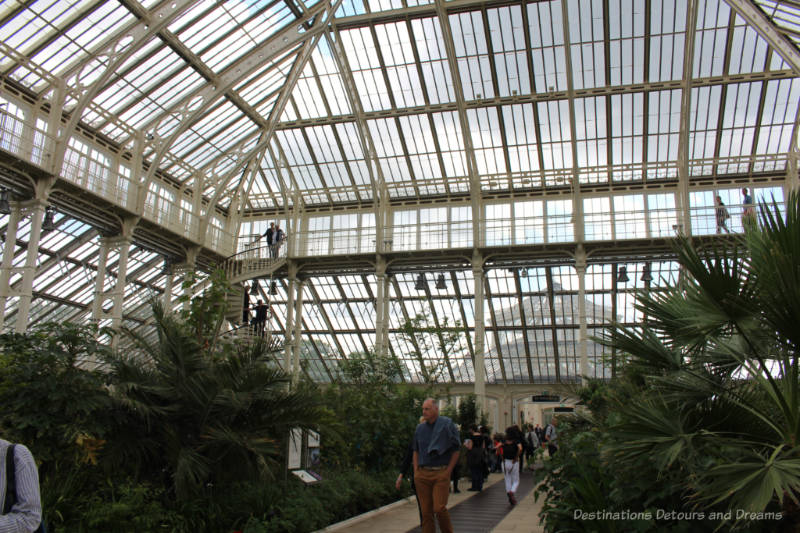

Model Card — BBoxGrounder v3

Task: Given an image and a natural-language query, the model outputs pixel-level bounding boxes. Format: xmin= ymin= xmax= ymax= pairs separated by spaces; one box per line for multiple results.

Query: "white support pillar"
xmin=284 ymin=264 xmax=297 ymax=374
xmin=381 ymin=274 xmax=390 ymax=355
xmin=163 ymin=266 xmax=175 ymax=313
xmin=472 ymin=251 xmax=486 ymax=414
xmin=575 ymin=245 xmax=589 ymax=386
xmin=179 ymin=247 xmax=199 ymax=311
xmin=375 ymin=257 xmax=387 ymax=357
xmin=91 ymin=239 xmax=110 ymax=321
xmin=0 ymin=204 xmax=21 ymax=329
xmin=291 ymin=279 xmax=305 ymax=385
xmin=111 ymin=238 xmax=131 ymax=334
xmin=676 ymin=0 xmax=699 ymax=236
xmin=15 ymin=202 xmax=45 ymax=333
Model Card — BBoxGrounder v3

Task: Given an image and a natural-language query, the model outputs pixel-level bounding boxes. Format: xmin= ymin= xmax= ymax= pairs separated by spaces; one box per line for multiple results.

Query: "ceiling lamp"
xmin=0 ymin=189 xmax=10 ymax=215
xmin=414 ymin=273 xmax=426 ymax=291
xmin=435 ymin=273 xmax=446 ymax=290
xmin=269 ymin=281 xmax=278 ymax=295
xmin=617 ymin=266 xmax=629 ymax=283
xmin=641 ymin=263 xmax=653 ymax=283
xmin=251 ymin=279 xmax=260 ymax=292
xmin=41 ymin=206 xmax=57 ymax=232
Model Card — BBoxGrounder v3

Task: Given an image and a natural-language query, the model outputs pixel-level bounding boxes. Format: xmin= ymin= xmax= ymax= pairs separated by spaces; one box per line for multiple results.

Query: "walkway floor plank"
xmin=407 ymin=469 xmax=536 ymax=533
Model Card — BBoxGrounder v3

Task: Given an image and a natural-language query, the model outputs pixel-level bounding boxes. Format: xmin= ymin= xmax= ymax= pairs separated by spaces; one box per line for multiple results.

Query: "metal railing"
xmin=220 ymin=235 xmax=289 ymax=282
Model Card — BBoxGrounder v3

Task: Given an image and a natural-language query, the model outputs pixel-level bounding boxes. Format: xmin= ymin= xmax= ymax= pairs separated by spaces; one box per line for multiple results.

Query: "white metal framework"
xmin=0 ymin=0 xmax=798 ymax=390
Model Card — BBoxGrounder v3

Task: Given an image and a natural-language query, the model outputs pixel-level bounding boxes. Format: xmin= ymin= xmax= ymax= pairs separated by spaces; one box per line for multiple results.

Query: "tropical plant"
xmin=103 ymin=274 xmax=325 ymax=501
xmin=0 ymin=322 xmax=113 ymax=529
xmin=594 ymin=192 xmax=800 ymax=530
xmin=321 ymin=350 xmax=426 ymax=471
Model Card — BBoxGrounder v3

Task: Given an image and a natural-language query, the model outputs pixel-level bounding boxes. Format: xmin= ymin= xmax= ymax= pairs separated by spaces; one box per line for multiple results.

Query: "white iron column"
xmin=575 ymin=245 xmax=589 ymax=386
xmin=180 ymin=247 xmax=199 ymax=311
xmin=472 ymin=251 xmax=486 ymax=413
xmin=676 ymin=0 xmax=699 ymax=235
xmin=284 ymin=263 xmax=297 ymax=374
xmin=111 ymin=238 xmax=131 ymax=334
xmin=375 ymin=257 xmax=387 ymax=357
xmin=291 ymin=278 xmax=305 ymax=384
xmin=91 ymin=239 xmax=110 ymax=321
xmin=163 ymin=264 xmax=174 ymax=313
xmin=381 ymin=274 xmax=390 ymax=356
xmin=0 ymin=204 xmax=21 ymax=329
xmin=15 ymin=202 xmax=45 ymax=333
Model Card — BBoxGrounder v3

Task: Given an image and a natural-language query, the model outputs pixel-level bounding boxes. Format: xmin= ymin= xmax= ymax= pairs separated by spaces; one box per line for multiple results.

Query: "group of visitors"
xmin=241 ymin=282 xmax=273 ymax=336
xmin=258 ymin=222 xmax=286 ymax=259
xmin=397 ymin=398 xmax=561 ymax=533
xmin=714 ymin=187 xmax=756 ymax=234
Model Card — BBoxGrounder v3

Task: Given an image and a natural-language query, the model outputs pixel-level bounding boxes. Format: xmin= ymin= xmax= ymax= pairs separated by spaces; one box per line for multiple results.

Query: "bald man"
xmin=412 ymin=398 xmax=460 ymax=533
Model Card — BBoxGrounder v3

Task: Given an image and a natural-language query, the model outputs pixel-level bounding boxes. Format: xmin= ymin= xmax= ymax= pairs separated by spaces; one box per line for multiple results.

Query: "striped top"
xmin=0 ymin=439 xmax=42 ymax=533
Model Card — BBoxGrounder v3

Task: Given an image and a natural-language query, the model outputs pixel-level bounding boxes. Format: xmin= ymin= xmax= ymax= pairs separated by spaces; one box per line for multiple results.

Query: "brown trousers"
xmin=414 ymin=468 xmax=453 ymax=533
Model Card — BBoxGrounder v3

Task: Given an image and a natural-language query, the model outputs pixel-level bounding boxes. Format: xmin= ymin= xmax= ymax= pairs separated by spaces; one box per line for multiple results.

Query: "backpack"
xmin=4 ymin=444 xmax=47 ymax=533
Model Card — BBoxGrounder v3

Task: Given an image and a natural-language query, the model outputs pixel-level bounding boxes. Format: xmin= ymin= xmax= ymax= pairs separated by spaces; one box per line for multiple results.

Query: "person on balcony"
xmin=262 ymin=222 xmax=275 ymax=257
xmin=273 ymin=223 xmax=285 ymax=259
xmin=742 ymin=187 xmax=756 ymax=228
xmin=715 ymin=195 xmax=731 ymax=234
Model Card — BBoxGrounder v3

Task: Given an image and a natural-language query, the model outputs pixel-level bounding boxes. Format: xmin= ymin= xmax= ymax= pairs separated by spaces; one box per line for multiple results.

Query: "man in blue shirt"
xmin=413 ymin=398 xmax=460 ymax=533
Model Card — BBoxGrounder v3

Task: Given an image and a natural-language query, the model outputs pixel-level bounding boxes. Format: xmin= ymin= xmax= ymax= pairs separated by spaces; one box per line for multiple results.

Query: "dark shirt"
xmin=255 ymin=304 xmax=268 ymax=322
xmin=502 ymin=442 xmax=520 ymax=461
xmin=264 ymin=227 xmax=274 ymax=245
xmin=413 ymin=416 xmax=459 ymax=467
xmin=469 ymin=434 xmax=484 ymax=449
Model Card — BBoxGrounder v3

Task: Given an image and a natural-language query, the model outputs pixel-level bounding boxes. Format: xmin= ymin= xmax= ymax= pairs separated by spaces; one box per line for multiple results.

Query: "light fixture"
xmin=251 ymin=279 xmax=260 ymax=292
xmin=0 ymin=188 xmax=10 ymax=215
xmin=521 ymin=269 xmax=528 ymax=277
xmin=269 ymin=281 xmax=278 ymax=295
xmin=641 ymin=263 xmax=653 ymax=283
xmin=41 ymin=206 xmax=57 ymax=232
xmin=414 ymin=273 xmax=426 ymax=291
xmin=161 ymin=258 xmax=171 ymax=275
xmin=617 ymin=266 xmax=629 ymax=283
xmin=435 ymin=273 xmax=446 ymax=290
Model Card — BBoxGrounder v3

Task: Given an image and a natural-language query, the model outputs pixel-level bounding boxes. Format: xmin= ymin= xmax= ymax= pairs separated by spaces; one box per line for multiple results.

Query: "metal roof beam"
xmin=724 ymin=0 xmax=800 ymax=74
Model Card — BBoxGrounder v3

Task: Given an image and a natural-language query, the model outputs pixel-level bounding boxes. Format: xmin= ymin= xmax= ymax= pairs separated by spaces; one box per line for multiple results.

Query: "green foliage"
xmin=322 ymin=350 xmax=425 ymax=471
xmin=238 ymin=469 xmax=411 ymax=533
xmin=0 ymin=273 xmax=462 ymax=531
xmin=104 ymin=277 xmax=326 ymax=501
xmin=536 ymin=193 xmax=800 ymax=532
xmin=0 ymin=322 xmax=111 ymax=467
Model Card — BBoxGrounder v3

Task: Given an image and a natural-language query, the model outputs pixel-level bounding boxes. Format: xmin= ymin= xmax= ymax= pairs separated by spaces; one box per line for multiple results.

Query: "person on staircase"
xmin=262 ymin=222 xmax=275 ymax=258
xmin=253 ymin=300 xmax=268 ymax=336
xmin=273 ymin=223 xmax=285 ymax=259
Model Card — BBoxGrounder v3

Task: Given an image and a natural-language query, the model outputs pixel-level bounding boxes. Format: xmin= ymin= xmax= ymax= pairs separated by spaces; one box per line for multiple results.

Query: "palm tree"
xmin=104 ymin=276 xmax=324 ymax=501
xmin=599 ymin=191 xmax=800 ymax=530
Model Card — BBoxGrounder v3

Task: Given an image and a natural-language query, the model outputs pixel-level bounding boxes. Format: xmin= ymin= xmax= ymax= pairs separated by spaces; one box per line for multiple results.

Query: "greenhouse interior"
xmin=1 ymin=0 xmax=799 ymax=531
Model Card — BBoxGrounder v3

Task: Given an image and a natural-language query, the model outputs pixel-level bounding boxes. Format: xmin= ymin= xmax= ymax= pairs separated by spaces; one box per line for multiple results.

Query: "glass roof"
xmin=0 ymin=0 xmax=798 ymax=384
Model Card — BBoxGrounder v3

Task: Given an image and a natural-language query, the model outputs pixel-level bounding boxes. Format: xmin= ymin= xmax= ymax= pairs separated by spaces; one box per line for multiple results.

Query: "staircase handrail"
xmin=218 ymin=236 xmax=290 ymax=282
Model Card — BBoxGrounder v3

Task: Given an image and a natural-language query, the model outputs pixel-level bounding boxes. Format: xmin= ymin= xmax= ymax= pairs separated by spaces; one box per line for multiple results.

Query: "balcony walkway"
xmin=319 ymin=471 xmax=544 ymax=533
